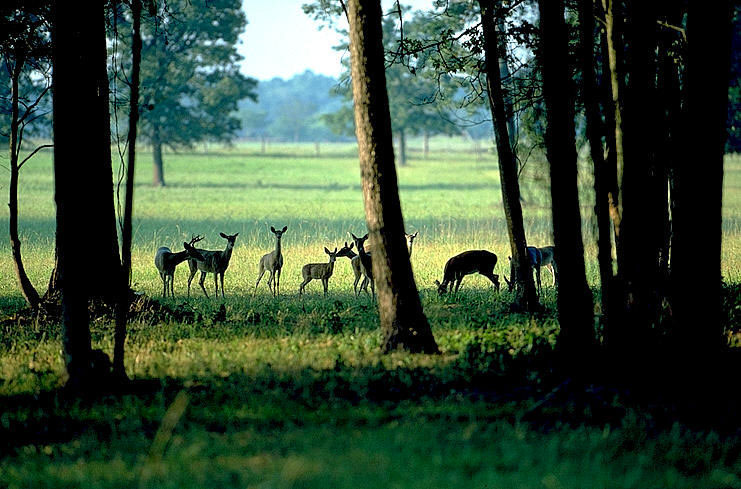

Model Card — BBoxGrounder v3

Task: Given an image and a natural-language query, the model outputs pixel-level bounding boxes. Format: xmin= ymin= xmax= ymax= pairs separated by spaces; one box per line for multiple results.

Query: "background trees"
xmin=115 ymin=0 xmax=257 ymax=186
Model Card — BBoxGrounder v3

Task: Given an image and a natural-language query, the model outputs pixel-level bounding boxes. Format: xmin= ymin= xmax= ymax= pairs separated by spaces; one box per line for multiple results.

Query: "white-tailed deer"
xmin=254 ymin=225 xmax=287 ymax=297
xmin=187 ymin=232 xmax=239 ymax=299
xmin=336 ymin=241 xmax=370 ymax=296
xmin=504 ymin=245 xmax=557 ymax=296
xmin=405 ymin=231 xmax=419 ymax=257
xmin=154 ymin=235 xmax=205 ymax=297
xmin=435 ymin=250 xmax=500 ymax=296
xmin=350 ymin=232 xmax=375 ymax=299
xmin=299 ymin=247 xmax=338 ymax=296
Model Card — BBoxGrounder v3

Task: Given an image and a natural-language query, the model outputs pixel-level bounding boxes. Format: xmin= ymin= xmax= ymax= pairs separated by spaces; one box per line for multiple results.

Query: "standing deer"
xmin=154 ymin=235 xmax=205 ymax=297
xmin=299 ymin=247 xmax=338 ymax=296
xmin=504 ymin=245 xmax=557 ymax=296
xmin=254 ymin=225 xmax=288 ymax=297
xmin=336 ymin=241 xmax=369 ymax=296
xmin=187 ymin=232 xmax=239 ymax=299
xmin=435 ymin=250 xmax=500 ymax=296
xmin=350 ymin=232 xmax=375 ymax=299
xmin=405 ymin=231 xmax=419 ymax=257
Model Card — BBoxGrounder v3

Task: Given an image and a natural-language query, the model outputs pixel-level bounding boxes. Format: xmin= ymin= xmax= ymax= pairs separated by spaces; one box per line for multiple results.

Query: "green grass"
xmin=0 ymin=140 xmax=740 ymax=488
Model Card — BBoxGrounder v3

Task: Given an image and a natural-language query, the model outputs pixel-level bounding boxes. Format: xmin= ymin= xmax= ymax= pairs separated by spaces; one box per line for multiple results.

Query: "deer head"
xmin=336 ymin=241 xmax=355 ymax=258
xmin=219 ymin=232 xmax=239 ymax=248
xmin=270 ymin=226 xmax=288 ymax=240
xmin=325 ymin=247 xmax=338 ymax=263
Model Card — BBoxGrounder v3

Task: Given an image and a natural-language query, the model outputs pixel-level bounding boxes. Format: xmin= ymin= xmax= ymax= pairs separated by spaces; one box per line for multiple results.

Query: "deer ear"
xmin=220 ymin=232 xmax=227 ymax=239
xmin=351 ymin=233 xmax=357 ymax=240
xmin=362 ymin=233 xmax=368 ymax=240
xmin=183 ymin=242 xmax=190 ymax=249
xmin=234 ymin=233 xmax=239 ymax=238
xmin=281 ymin=226 xmax=288 ymax=232
xmin=325 ymin=247 xmax=330 ymax=254
xmin=413 ymin=231 xmax=418 ymax=237
xmin=434 ymin=280 xmax=440 ymax=286
xmin=270 ymin=226 xmax=276 ymax=233
xmin=349 ymin=242 xmax=354 ymax=249
xmin=334 ymin=247 xmax=338 ymax=253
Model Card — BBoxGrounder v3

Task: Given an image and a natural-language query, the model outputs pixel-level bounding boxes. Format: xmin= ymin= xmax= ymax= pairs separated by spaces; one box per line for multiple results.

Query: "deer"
xmin=254 ymin=225 xmax=288 ymax=297
xmin=350 ymin=232 xmax=375 ymax=300
xmin=186 ymin=232 xmax=239 ymax=299
xmin=504 ymin=245 xmax=557 ymax=296
xmin=154 ymin=235 xmax=205 ymax=297
xmin=435 ymin=250 xmax=500 ymax=296
xmin=405 ymin=231 xmax=419 ymax=258
xmin=336 ymin=241 xmax=369 ymax=297
xmin=299 ymin=247 xmax=338 ymax=296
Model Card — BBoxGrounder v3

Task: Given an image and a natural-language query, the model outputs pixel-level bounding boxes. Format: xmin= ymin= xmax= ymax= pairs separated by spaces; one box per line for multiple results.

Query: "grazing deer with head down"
xmin=254 ymin=225 xmax=288 ymax=297
xmin=299 ymin=247 xmax=338 ymax=296
xmin=154 ymin=235 xmax=205 ymax=297
xmin=187 ymin=232 xmax=239 ymax=299
xmin=504 ymin=245 xmax=557 ymax=296
xmin=435 ymin=250 xmax=500 ymax=296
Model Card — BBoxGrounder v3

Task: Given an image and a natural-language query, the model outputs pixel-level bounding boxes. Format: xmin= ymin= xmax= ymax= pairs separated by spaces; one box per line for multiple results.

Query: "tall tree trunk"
xmin=53 ymin=0 xmax=114 ymax=389
xmin=539 ymin=0 xmax=595 ymax=354
xmin=579 ymin=0 xmax=613 ymax=329
xmin=398 ymin=129 xmax=408 ymax=166
xmin=478 ymin=0 xmax=539 ymax=311
xmin=114 ymin=0 xmax=143 ymax=379
xmin=494 ymin=0 xmax=517 ymax=152
xmin=671 ymin=0 xmax=731 ymax=356
xmin=600 ymin=0 xmax=624 ymax=251
xmin=152 ymin=124 xmax=166 ymax=186
xmin=8 ymin=54 xmax=41 ymax=309
xmin=346 ymin=0 xmax=438 ymax=354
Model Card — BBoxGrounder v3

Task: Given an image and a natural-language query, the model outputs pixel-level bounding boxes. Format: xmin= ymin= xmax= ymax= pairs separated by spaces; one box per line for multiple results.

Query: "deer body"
xmin=435 ymin=250 xmax=500 ymax=296
xmin=337 ymin=241 xmax=372 ymax=296
xmin=351 ymin=233 xmax=375 ymax=300
xmin=187 ymin=232 xmax=239 ymax=299
xmin=506 ymin=245 xmax=557 ymax=295
xmin=299 ymin=247 xmax=338 ymax=296
xmin=254 ymin=226 xmax=287 ymax=297
xmin=154 ymin=241 xmax=204 ymax=297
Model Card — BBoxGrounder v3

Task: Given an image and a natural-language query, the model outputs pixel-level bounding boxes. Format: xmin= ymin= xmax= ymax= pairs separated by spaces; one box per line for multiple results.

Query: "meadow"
xmin=0 ymin=140 xmax=739 ymax=488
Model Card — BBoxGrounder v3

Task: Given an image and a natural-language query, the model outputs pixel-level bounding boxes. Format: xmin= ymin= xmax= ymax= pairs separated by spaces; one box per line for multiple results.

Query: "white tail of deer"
xmin=254 ymin=225 xmax=287 ymax=297
xmin=186 ymin=232 xmax=238 ymax=299
xmin=299 ymin=247 xmax=338 ymax=296
xmin=435 ymin=250 xmax=500 ymax=296
xmin=154 ymin=235 xmax=205 ymax=297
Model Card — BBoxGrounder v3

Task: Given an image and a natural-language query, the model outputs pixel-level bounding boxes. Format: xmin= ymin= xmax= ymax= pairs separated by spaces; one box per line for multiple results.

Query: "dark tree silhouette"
xmin=346 ymin=0 xmax=438 ymax=354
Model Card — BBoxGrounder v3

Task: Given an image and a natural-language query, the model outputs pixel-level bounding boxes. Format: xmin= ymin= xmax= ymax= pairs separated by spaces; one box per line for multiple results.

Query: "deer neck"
xmin=344 ymin=249 xmax=357 ymax=259
xmin=328 ymin=259 xmax=335 ymax=274
xmin=170 ymin=250 xmax=192 ymax=266
xmin=274 ymin=237 xmax=282 ymax=259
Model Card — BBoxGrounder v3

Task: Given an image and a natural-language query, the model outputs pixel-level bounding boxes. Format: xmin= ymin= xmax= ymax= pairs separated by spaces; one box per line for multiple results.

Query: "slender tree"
xmin=538 ymin=0 xmax=595 ymax=354
xmin=579 ymin=0 xmax=613 ymax=327
xmin=478 ymin=0 xmax=538 ymax=311
xmin=53 ymin=0 xmax=115 ymax=389
xmin=113 ymin=0 xmax=143 ymax=379
xmin=346 ymin=0 xmax=438 ymax=354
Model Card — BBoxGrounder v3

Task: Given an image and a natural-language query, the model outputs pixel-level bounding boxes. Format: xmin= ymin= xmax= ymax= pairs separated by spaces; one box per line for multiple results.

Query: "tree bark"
xmin=114 ymin=0 xmax=143 ymax=379
xmin=152 ymin=124 xmax=166 ymax=186
xmin=579 ymin=0 xmax=613 ymax=329
xmin=478 ymin=0 xmax=539 ymax=311
xmin=53 ymin=0 xmax=114 ymax=390
xmin=8 ymin=52 xmax=41 ymax=309
xmin=539 ymin=0 xmax=595 ymax=354
xmin=671 ymin=0 xmax=731 ymax=356
xmin=346 ymin=0 xmax=438 ymax=354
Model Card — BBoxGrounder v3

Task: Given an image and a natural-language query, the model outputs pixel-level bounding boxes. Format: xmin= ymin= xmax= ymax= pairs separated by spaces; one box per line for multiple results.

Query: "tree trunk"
xmin=495 ymin=1 xmax=517 ymax=152
xmin=8 ymin=55 xmax=41 ymax=309
xmin=600 ymin=0 xmax=624 ymax=252
xmin=152 ymin=124 xmax=166 ymax=186
xmin=539 ymin=0 xmax=595 ymax=354
xmin=346 ymin=0 xmax=438 ymax=354
xmin=579 ymin=0 xmax=613 ymax=329
xmin=398 ymin=129 xmax=408 ymax=166
xmin=478 ymin=0 xmax=539 ymax=311
xmin=114 ymin=0 xmax=143 ymax=379
xmin=671 ymin=0 xmax=731 ymax=356
xmin=53 ymin=0 xmax=114 ymax=390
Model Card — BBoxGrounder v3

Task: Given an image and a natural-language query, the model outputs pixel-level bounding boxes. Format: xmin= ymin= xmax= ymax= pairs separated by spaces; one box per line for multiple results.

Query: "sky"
xmin=239 ymin=0 xmax=434 ymax=81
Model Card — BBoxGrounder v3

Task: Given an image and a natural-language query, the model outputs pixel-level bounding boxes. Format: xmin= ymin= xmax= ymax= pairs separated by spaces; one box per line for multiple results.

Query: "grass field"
xmin=1 ymin=140 xmax=739 ymax=488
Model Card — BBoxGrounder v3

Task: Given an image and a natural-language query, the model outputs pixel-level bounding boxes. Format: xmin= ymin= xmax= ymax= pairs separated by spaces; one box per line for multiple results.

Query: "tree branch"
xmin=18 ymin=144 xmax=53 ymax=170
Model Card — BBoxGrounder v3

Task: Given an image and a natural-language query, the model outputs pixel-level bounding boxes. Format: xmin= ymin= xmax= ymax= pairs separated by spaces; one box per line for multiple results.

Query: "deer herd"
xmin=154 ymin=226 xmax=558 ymax=300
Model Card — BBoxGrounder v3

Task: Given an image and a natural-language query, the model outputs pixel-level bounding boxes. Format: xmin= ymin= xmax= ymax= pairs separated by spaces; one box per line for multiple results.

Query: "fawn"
xmin=254 ymin=225 xmax=287 ymax=297
xmin=299 ymin=247 xmax=338 ymax=296
xmin=187 ymin=232 xmax=239 ymax=299
xmin=435 ymin=250 xmax=500 ymax=296
xmin=154 ymin=235 xmax=205 ymax=297
xmin=350 ymin=232 xmax=375 ymax=299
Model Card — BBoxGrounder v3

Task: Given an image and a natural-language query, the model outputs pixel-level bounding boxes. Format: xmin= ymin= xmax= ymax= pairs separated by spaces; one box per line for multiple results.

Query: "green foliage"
xmin=111 ymin=0 xmax=257 ymax=148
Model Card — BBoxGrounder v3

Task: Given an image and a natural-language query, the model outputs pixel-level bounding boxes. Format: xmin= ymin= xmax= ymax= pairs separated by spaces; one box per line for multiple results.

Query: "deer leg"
xmin=545 ymin=264 xmax=556 ymax=287
xmin=323 ymin=278 xmax=328 ymax=297
xmin=299 ymin=277 xmax=310 ymax=295
xmin=254 ymin=268 xmax=266 ymax=296
xmin=353 ymin=271 xmax=361 ymax=296
xmin=220 ymin=273 xmax=225 ymax=298
xmin=267 ymin=271 xmax=274 ymax=295
xmin=276 ymin=268 xmax=282 ymax=297
xmin=199 ymin=271 xmax=209 ymax=298
xmin=169 ymin=273 xmax=175 ymax=297
xmin=213 ymin=273 xmax=219 ymax=299
xmin=454 ymin=277 xmax=463 ymax=295
xmin=187 ymin=265 xmax=197 ymax=298
xmin=535 ymin=267 xmax=542 ymax=296
xmin=161 ymin=273 xmax=167 ymax=297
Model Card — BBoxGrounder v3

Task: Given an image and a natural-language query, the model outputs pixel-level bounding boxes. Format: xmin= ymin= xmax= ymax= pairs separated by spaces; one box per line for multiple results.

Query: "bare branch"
xmin=17 ymin=144 xmax=53 ymax=170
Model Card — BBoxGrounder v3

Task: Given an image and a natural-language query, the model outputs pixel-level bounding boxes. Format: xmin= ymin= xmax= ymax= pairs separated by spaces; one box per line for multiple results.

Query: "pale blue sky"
xmin=239 ymin=0 xmax=434 ymax=80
